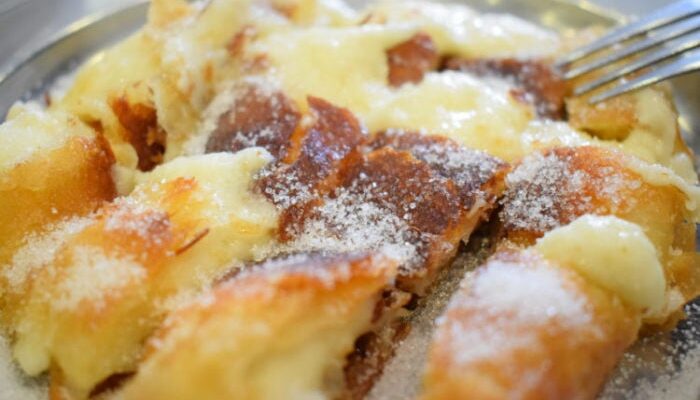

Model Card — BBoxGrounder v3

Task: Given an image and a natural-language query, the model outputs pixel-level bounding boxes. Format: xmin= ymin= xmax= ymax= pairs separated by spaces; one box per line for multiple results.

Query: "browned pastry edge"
xmin=386 ymin=32 xmax=439 ymax=87
xmin=443 ymin=56 xmax=569 ymax=120
xmin=110 ymin=96 xmax=167 ymax=172
xmin=204 ymin=81 xmax=302 ymax=159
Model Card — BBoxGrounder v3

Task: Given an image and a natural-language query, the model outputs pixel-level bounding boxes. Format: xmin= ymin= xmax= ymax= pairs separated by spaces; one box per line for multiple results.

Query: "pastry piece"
xmin=565 ymin=83 xmax=695 ymax=181
xmin=386 ymin=32 xmax=439 ymax=87
xmin=56 ymin=0 xmax=292 ymax=173
xmin=368 ymin=130 xmax=508 ymax=210
xmin=422 ymin=249 xmax=640 ymax=400
xmin=333 ymin=146 xmax=472 ymax=294
xmin=341 ymin=135 xmax=509 ymax=294
xmin=0 ymin=104 xmax=116 ymax=267
xmin=257 ymin=96 xmax=366 ymax=240
xmin=500 ymin=145 xmax=699 ymax=320
xmin=204 ymin=80 xmax=302 ymax=159
xmin=268 ymin=126 xmax=508 ymax=295
xmin=443 ymin=57 xmax=568 ymax=119
xmin=1 ymin=150 xmax=277 ymax=398
xmin=255 ymin=118 xmax=507 ymax=396
xmin=115 ymin=252 xmax=399 ymax=400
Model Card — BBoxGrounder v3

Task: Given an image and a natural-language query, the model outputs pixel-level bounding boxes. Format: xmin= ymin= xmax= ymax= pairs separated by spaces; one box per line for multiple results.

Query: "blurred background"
xmin=0 ymin=0 xmax=674 ymax=75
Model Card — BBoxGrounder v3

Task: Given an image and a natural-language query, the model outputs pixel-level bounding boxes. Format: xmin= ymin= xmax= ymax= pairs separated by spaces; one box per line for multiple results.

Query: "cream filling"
xmin=535 ymin=215 xmax=667 ymax=319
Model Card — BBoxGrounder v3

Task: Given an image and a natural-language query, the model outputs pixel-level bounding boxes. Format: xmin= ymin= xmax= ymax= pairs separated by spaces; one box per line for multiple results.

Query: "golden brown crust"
xmin=109 ymin=95 xmax=167 ymax=172
xmin=444 ymin=57 xmax=569 ymax=119
xmin=566 ymin=95 xmax=637 ymax=141
xmin=499 ymin=146 xmax=698 ymax=303
xmin=332 ymin=145 xmax=502 ymax=294
xmin=257 ymin=96 xmax=366 ymax=240
xmin=205 ymin=81 xmax=302 ymax=159
xmin=386 ymin=32 xmax=439 ymax=87
xmin=422 ymin=250 xmax=640 ymax=400
xmin=368 ymin=130 xmax=510 ymax=209
xmin=0 ymin=132 xmax=116 ymax=267
xmin=117 ymin=252 xmax=398 ymax=400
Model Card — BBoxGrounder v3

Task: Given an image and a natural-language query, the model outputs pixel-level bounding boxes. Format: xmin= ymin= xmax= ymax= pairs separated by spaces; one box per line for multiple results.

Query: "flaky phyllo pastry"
xmin=0 ymin=0 xmax=698 ymax=399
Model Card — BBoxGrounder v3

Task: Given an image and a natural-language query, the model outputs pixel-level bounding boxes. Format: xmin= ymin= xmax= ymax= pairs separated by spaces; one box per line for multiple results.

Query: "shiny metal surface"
xmin=564 ymin=14 xmax=700 ymax=79
xmin=0 ymin=1 xmax=697 ymax=398
xmin=588 ymin=49 xmax=700 ymax=103
xmin=559 ymin=0 xmax=700 ymax=103
xmin=575 ymin=32 xmax=700 ymax=97
xmin=0 ymin=1 xmax=147 ymax=119
xmin=558 ymin=0 xmax=700 ymax=65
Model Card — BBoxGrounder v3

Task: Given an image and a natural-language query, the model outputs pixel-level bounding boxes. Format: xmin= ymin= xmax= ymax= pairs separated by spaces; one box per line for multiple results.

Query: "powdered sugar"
xmin=409 ymin=141 xmax=502 ymax=203
xmin=264 ymin=186 xmax=424 ymax=271
xmin=501 ymin=152 xmax=586 ymax=232
xmin=444 ymin=258 xmax=591 ymax=365
xmin=256 ymin=166 xmax=316 ymax=210
xmin=412 ymin=144 xmax=498 ymax=185
xmin=51 ymin=245 xmax=146 ymax=311
xmin=103 ymin=196 xmax=166 ymax=233
xmin=2 ymin=216 xmax=93 ymax=291
xmin=501 ymin=150 xmax=643 ymax=234
xmin=469 ymin=259 xmax=591 ymax=324
xmin=249 ymin=252 xmax=356 ymax=289
xmin=601 ymin=300 xmax=700 ymax=400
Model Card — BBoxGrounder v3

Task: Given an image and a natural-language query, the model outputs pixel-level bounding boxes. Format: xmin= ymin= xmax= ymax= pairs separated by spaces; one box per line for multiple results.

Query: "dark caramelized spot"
xmin=334 ymin=148 xmax=471 ymax=292
xmin=205 ymin=82 xmax=301 ymax=160
xmin=444 ymin=57 xmax=569 ymax=120
xmin=110 ymin=97 xmax=166 ymax=171
xmin=387 ymin=32 xmax=439 ymax=87
xmin=337 ymin=147 xmax=463 ymax=236
xmin=369 ymin=130 xmax=509 ymax=209
xmin=89 ymin=372 xmax=135 ymax=398
xmin=499 ymin=146 xmax=643 ymax=245
xmin=293 ymin=97 xmax=365 ymax=188
xmin=174 ymin=228 xmax=210 ymax=256
xmin=226 ymin=25 xmax=256 ymax=57
xmin=257 ymin=96 xmax=366 ymax=240
xmin=344 ymin=321 xmax=410 ymax=400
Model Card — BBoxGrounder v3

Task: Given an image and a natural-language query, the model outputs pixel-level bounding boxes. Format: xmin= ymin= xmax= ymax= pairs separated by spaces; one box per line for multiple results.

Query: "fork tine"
xmin=564 ymin=14 xmax=700 ymax=79
xmin=573 ymin=30 xmax=700 ymax=96
xmin=589 ymin=50 xmax=700 ymax=103
xmin=556 ymin=0 xmax=700 ymax=67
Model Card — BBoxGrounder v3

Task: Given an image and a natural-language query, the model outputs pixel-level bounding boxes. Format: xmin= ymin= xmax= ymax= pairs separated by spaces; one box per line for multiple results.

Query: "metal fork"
xmin=556 ymin=0 xmax=700 ymax=103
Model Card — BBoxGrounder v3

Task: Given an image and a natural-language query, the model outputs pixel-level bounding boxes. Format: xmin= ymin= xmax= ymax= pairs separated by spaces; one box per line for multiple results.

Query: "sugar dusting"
xmin=410 ymin=142 xmax=500 ymax=192
xmin=501 ymin=151 xmax=636 ymax=233
xmin=256 ymin=166 xmax=316 ymax=210
xmin=501 ymin=152 xmax=586 ymax=232
xmin=247 ymin=252 xmax=358 ymax=290
xmin=445 ymin=258 xmax=592 ymax=366
xmin=601 ymin=299 xmax=700 ymax=400
xmin=262 ymin=185 xmax=425 ymax=271
xmin=183 ymin=76 xmax=283 ymax=156
xmin=368 ymin=236 xmax=492 ymax=400
xmin=1 ymin=216 xmax=93 ymax=291
xmin=467 ymin=259 xmax=591 ymax=326
xmin=51 ymin=245 xmax=146 ymax=311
